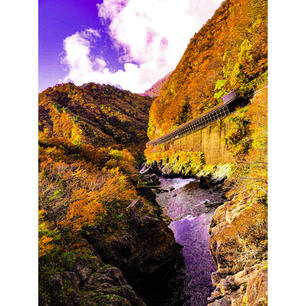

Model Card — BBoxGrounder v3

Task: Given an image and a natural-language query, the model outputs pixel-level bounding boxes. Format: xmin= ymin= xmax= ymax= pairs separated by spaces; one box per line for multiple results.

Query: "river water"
xmin=155 ymin=177 xmax=225 ymax=306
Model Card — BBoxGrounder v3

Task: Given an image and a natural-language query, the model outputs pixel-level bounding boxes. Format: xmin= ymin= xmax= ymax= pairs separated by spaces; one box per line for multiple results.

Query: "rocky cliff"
xmin=207 ymin=87 xmax=268 ymax=306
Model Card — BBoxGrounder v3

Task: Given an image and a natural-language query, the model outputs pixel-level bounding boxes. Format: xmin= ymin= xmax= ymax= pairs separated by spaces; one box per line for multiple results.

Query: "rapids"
xmin=155 ymin=177 xmax=225 ymax=306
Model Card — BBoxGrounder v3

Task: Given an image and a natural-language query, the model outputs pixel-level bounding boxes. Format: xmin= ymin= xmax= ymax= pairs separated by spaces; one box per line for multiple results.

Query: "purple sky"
xmin=39 ymin=0 xmax=223 ymax=93
xmin=39 ymin=0 xmax=122 ymax=91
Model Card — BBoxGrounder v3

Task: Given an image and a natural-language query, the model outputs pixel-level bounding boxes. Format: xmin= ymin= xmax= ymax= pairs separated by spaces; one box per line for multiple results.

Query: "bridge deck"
xmin=147 ymin=90 xmax=244 ymax=147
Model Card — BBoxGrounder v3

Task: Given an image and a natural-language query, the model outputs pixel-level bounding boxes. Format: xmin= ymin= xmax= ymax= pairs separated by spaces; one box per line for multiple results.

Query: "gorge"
xmin=39 ymin=0 xmax=268 ymax=305
xmin=154 ymin=176 xmax=225 ymax=306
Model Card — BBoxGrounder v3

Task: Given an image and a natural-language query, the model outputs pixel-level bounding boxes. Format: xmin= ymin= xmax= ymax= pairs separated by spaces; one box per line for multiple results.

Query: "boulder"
xmin=40 ymin=252 xmax=147 ymax=306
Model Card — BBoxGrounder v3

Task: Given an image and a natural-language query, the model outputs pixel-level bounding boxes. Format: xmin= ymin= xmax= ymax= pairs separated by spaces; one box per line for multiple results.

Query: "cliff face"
xmin=207 ymin=87 xmax=268 ymax=306
xmin=146 ymin=117 xmax=235 ymax=169
xmin=208 ymin=202 xmax=267 ymax=306
xmin=39 ymin=238 xmax=148 ymax=306
xmin=148 ymin=0 xmax=267 ymax=140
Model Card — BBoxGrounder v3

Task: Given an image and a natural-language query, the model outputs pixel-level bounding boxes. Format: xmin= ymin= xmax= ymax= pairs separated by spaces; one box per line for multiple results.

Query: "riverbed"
xmin=155 ymin=177 xmax=225 ymax=306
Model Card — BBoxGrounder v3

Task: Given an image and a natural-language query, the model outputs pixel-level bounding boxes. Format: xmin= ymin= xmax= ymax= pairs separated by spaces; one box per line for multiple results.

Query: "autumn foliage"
xmin=38 ymin=83 xmax=153 ymax=258
xmin=224 ymin=86 xmax=268 ymax=206
xmin=148 ymin=0 xmax=267 ymax=140
xmin=39 ymin=82 xmax=153 ymax=154
xmin=145 ymin=0 xmax=268 ymax=210
xmin=61 ymin=167 xmax=137 ymax=231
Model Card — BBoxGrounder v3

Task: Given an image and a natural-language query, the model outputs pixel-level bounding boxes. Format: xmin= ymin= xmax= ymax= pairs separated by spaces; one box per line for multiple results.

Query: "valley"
xmin=39 ymin=0 xmax=267 ymax=305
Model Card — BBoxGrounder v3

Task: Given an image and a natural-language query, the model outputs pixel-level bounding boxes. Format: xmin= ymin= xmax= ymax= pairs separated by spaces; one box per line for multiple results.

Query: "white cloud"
xmin=62 ymin=29 xmax=99 ymax=81
xmin=62 ymin=0 xmax=223 ymax=93
xmin=97 ymin=0 xmax=129 ymax=20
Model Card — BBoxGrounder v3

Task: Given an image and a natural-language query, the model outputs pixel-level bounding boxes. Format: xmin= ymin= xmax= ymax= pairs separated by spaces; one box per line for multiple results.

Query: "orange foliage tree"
xmin=61 ymin=167 xmax=137 ymax=231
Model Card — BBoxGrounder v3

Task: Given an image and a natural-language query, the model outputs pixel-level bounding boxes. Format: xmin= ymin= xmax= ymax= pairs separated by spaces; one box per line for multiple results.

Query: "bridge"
xmin=147 ymin=90 xmax=246 ymax=147
xmin=146 ymin=90 xmax=249 ymax=164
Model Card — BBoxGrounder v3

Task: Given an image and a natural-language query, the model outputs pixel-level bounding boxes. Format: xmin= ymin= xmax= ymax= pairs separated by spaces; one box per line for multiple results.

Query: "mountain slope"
xmin=144 ymin=0 xmax=268 ymax=305
xmin=148 ymin=0 xmax=267 ymax=140
xmin=143 ymin=72 xmax=171 ymax=98
xmin=38 ymin=83 xmax=181 ymax=306
xmin=39 ymin=82 xmax=153 ymax=154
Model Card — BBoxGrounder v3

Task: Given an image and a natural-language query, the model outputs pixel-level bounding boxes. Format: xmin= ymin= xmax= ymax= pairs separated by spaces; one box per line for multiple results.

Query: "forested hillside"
xmin=38 ymin=83 xmax=181 ymax=306
xmin=148 ymin=0 xmax=267 ymax=140
xmin=39 ymin=82 xmax=152 ymax=155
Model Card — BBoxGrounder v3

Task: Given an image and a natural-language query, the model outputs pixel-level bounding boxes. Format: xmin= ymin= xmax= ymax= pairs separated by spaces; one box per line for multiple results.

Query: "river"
xmin=154 ymin=177 xmax=225 ymax=306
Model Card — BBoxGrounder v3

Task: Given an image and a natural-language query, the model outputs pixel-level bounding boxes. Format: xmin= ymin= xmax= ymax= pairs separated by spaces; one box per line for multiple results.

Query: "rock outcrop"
xmin=85 ymin=198 xmax=183 ymax=300
xmin=39 ymin=239 xmax=147 ymax=306
xmin=208 ymin=262 xmax=268 ymax=306
xmin=208 ymin=200 xmax=268 ymax=305
xmin=39 ymin=198 xmax=183 ymax=306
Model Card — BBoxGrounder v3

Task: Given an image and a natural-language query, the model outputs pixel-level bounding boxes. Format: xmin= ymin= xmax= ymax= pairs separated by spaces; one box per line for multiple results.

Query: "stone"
xmin=148 ymin=173 xmax=160 ymax=183
xmin=209 ymin=296 xmax=231 ymax=306
xmin=127 ymin=198 xmax=144 ymax=210
xmin=74 ymin=260 xmax=92 ymax=281
xmin=220 ymin=276 xmax=238 ymax=292
xmin=209 ymin=201 xmax=267 ymax=274
xmin=139 ymin=163 xmax=150 ymax=175
xmin=199 ymin=176 xmax=211 ymax=189
xmin=64 ymin=272 xmax=80 ymax=287
xmin=211 ymin=271 xmax=223 ymax=287
xmin=48 ymin=274 xmax=63 ymax=292
xmin=208 ymin=197 xmax=267 ymax=305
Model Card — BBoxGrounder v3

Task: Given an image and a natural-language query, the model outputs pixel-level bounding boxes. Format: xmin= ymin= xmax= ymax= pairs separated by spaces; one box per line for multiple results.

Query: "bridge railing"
xmin=147 ymin=90 xmax=244 ymax=147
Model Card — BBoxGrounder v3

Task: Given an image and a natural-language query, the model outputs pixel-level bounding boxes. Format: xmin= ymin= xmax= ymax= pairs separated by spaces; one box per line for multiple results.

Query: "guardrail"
xmin=147 ymin=90 xmax=245 ymax=147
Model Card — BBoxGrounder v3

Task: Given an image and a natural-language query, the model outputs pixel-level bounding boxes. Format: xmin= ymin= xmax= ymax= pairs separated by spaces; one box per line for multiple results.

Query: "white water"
xmin=156 ymin=177 xmax=224 ymax=306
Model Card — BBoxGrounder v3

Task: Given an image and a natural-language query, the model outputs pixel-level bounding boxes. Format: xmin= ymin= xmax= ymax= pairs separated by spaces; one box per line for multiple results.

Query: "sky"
xmin=39 ymin=0 xmax=223 ymax=93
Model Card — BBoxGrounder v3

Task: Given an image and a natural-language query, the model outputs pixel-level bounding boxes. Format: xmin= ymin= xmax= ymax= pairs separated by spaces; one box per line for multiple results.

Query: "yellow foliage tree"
xmin=225 ymin=87 xmax=267 ymax=205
